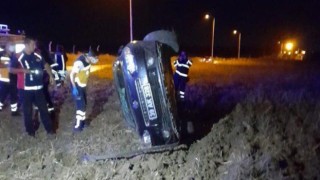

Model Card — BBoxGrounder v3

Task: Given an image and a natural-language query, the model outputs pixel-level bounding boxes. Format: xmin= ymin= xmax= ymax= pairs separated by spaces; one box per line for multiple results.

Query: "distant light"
xmin=0 ymin=47 xmax=3 ymax=52
xmin=295 ymin=51 xmax=298 ymax=54
xmin=233 ymin=30 xmax=238 ymax=35
xmin=285 ymin=42 xmax=293 ymax=51
xmin=288 ymin=52 xmax=292 ymax=55
xmin=131 ymin=40 xmax=138 ymax=44
xmin=15 ymin=44 xmax=25 ymax=53
xmin=204 ymin=14 xmax=210 ymax=19
xmin=301 ymin=50 xmax=306 ymax=55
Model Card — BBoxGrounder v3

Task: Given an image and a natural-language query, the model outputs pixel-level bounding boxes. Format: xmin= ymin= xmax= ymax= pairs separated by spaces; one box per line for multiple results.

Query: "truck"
xmin=278 ymin=41 xmax=306 ymax=61
xmin=0 ymin=24 xmax=25 ymax=53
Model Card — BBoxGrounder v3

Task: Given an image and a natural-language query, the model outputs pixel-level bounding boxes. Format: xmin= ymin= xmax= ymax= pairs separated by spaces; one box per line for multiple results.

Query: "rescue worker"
xmin=51 ymin=44 xmax=68 ymax=87
xmin=70 ymin=50 xmax=98 ymax=131
xmin=0 ymin=42 xmax=19 ymax=115
xmin=173 ymin=51 xmax=192 ymax=101
xmin=18 ymin=37 xmax=55 ymax=136
xmin=32 ymin=41 xmax=57 ymax=131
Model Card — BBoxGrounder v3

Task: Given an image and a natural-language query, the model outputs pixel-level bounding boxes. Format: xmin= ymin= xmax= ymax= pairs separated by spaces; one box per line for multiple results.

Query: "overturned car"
xmin=113 ymin=30 xmax=180 ymax=147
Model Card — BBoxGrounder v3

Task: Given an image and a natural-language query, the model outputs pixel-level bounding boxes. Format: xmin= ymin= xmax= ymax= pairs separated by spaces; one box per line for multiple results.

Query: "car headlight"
xmin=123 ymin=47 xmax=137 ymax=75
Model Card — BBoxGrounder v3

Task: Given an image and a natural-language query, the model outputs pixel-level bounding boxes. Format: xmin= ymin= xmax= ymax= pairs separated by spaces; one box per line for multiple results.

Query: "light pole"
xmin=129 ymin=0 xmax=133 ymax=41
xmin=204 ymin=13 xmax=215 ymax=58
xmin=233 ymin=30 xmax=241 ymax=58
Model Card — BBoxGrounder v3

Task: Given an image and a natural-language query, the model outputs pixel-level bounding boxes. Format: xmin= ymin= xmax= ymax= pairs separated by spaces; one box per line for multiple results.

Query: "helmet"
xmin=86 ymin=50 xmax=98 ymax=64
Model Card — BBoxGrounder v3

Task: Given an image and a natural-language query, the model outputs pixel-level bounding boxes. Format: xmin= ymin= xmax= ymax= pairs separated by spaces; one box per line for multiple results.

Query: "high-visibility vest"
xmin=0 ymin=56 xmax=10 ymax=82
xmin=74 ymin=57 xmax=91 ymax=87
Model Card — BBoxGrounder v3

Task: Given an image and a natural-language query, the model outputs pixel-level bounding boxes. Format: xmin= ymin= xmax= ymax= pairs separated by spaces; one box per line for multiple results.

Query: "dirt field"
xmin=0 ymin=55 xmax=319 ymax=179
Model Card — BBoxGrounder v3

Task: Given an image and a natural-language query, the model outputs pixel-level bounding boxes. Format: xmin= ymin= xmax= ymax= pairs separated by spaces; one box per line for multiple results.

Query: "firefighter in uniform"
xmin=18 ymin=37 xmax=55 ymax=136
xmin=0 ymin=42 xmax=19 ymax=115
xmin=51 ymin=45 xmax=68 ymax=87
xmin=70 ymin=50 xmax=98 ymax=131
xmin=173 ymin=51 xmax=192 ymax=101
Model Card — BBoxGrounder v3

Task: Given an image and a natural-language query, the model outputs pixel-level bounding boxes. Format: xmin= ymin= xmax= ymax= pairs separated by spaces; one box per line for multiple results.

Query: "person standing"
xmin=51 ymin=45 xmax=68 ymax=87
xmin=18 ymin=37 xmax=55 ymax=136
xmin=70 ymin=50 xmax=98 ymax=131
xmin=173 ymin=51 xmax=192 ymax=101
xmin=0 ymin=42 xmax=20 ymax=116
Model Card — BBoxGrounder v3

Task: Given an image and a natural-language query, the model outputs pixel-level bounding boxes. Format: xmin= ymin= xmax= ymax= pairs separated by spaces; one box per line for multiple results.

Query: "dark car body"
xmin=113 ymin=41 xmax=179 ymax=146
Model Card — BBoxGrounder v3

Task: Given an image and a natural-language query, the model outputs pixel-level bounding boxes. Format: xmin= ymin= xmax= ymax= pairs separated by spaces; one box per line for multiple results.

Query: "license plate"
xmin=142 ymin=83 xmax=157 ymax=120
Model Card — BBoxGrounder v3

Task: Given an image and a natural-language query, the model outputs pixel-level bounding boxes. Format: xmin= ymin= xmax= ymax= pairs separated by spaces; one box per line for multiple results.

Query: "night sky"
xmin=1 ymin=0 xmax=320 ymax=57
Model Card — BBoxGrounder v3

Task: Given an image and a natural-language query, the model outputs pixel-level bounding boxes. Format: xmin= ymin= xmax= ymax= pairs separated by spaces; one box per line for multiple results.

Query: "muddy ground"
xmin=0 ymin=57 xmax=319 ymax=179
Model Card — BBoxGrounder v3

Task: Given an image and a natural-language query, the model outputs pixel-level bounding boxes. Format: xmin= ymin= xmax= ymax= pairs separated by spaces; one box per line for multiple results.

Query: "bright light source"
xmin=233 ymin=30 xmax=238 ymax=35
xmin=295 ymin=51 xmax=298 ymax=54
xmin=302 ymin=50 xmax=306 ymax=55
xmin=15 ymin=44 xmax=25 ymax=53
xmin=204 ymin=14 xmax=210 ymax=19
xmin=0 ymin=47 xmax=3 ymax=52
xmin=285 ymin=42 xmax=294 ymax=51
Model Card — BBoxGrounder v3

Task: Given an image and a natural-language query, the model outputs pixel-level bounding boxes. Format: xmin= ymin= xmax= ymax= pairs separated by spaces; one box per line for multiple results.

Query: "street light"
xmin=204 ymin=13 xmax=215 ymax=58
xmin=129 ymin=0 xmax=133 ymax=41
xmin=233 ymin=30 xmax=241 ymax=58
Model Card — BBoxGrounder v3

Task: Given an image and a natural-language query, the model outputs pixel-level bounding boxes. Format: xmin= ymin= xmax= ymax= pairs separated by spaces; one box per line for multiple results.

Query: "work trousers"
xmin=0 ymin=81 xmax=18 ymax=112
xmin=73 ymin=84 xmax=87 ymax=128
xmin=173 ymin=73 xmax=188 ymax=99
xmin=23 ymin=89 xmax=53 ymax=136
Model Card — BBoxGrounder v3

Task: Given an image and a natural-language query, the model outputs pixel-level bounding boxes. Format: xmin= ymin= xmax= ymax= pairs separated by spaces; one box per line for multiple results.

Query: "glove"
xmin=72 ymin=87 xmax=79 ymax=97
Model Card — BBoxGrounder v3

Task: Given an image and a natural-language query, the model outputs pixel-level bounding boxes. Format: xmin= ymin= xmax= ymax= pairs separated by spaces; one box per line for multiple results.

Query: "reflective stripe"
xmin=0 ymin=56 xmax=10 ymax=61
xmin=75 ymin=118 xmax=81 ymax=128
xmin=76 ymin=110 xmax=86 ymax=116
xmin=24 ymin=85 xmax=43 ymax=90
xmin=174 ymin=61 xmax=191 ymax=69
xmin=0 ymin=77 xmax=9 ymax=82
xmin=51 ymin=63 xmax=58 ymax=67
xmin=18 ymin=54 xmax=24 ymax=62
xmin=48 ymin=107 xmax=54 ymax=112
xmin=11 ymin=103 xmax=18 ymax=112
xmin=61 ymin=55 xmax=65 ymax=71
xmin=34 ymin=53 xmax=42 ymax=59
xmin=76 ymin=110 xmax=86 ymax=122
xmin=24 ymin=60 xmax=30 ymax=69
xmin=175 ymin=70 xmax=188 ymax=77
xmin=176 ymin=63 xmax=190 ymax=69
